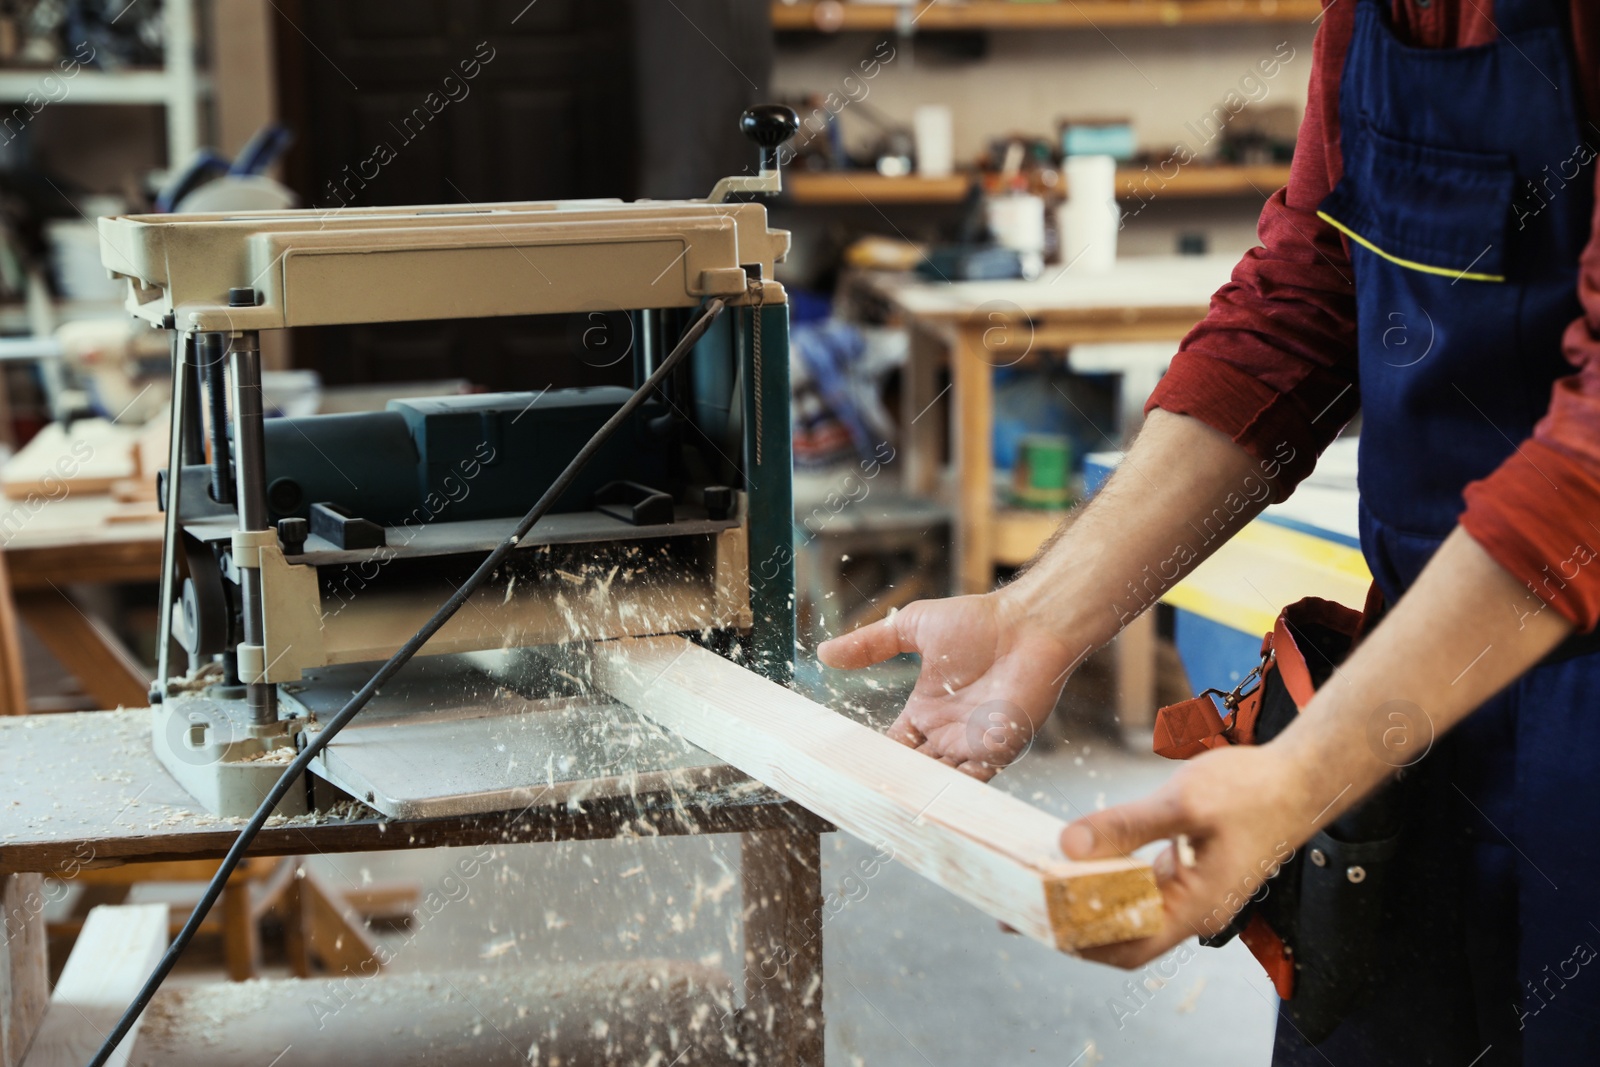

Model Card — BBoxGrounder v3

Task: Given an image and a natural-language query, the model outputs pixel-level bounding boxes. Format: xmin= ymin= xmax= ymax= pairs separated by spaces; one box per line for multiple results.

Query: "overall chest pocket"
xmin=1319 ymin=122 xmax=1516 ymax=283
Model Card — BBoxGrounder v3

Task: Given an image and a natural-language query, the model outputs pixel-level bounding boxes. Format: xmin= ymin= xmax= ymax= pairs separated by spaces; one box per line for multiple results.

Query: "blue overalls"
xmin=1282 ymin=0 xmax=1600 ymax=1062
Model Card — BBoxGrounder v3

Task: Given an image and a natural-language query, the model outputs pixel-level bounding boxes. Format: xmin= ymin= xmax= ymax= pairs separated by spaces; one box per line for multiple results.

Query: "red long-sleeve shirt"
xmin=1149 ymin=0 xmax=1600 ymax=630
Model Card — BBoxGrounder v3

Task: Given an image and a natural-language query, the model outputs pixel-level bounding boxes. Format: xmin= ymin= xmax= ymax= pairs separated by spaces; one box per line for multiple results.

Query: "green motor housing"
xmin=260 ymin=387 xmax=674 ymax=526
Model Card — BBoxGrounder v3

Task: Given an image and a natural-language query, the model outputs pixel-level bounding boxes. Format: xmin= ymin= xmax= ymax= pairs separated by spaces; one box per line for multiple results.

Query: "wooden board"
xmin=595 ymin=636 xmax=1161 ymax=951
xmin=0 ymin=420 xmax=139 ymax=501
xmin=22 ymin=903 xmax=167 ymax=1067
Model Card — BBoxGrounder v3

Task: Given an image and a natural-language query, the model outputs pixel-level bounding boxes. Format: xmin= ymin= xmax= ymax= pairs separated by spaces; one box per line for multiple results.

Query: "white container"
xmin=913 ymin=104 xmax=954 ymax=178
xmin=1060 ymin=154 xmax=1119 ymax=273
xmin=985 ymin=192 xmax=1047 ymax=279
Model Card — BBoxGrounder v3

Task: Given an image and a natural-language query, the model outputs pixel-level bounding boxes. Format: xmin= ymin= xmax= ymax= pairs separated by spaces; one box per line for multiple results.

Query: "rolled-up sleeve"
xmin=1460 ymin=249 xmax=1600 ymax=630
xmin=1146 ymin=0 xmax=1360 ymax=498
xmin=1150 ymin=0 xmax=1600 ymax=630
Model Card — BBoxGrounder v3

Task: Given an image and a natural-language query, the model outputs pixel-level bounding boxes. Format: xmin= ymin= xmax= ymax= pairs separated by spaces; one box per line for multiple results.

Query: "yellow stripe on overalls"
xmin=1316 ymin=210 xmax=1505 ymax=283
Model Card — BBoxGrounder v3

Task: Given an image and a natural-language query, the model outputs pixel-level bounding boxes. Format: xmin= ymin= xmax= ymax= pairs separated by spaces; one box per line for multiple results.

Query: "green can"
xmin=1011 ymin=433 xmax=1073 ymax=509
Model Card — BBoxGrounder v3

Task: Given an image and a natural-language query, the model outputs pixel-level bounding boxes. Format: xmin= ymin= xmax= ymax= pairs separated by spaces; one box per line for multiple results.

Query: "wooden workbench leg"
xmin=953 ymin=326 xmax=996 ymax=595
xmin=900 ymin=322 xmax=946 ymax=499
xmin=740 ymin=827 xmax=824 ymax=1066
xmin=221 ymin=880 xmax=260 ymax=981
xmin=1114 ymin=611 xmax=1159 ymax=735
xmin=1 ymin=874 xmax=48 ymax=1067
xmin=0 ymin=561 xmax=28 ymax=716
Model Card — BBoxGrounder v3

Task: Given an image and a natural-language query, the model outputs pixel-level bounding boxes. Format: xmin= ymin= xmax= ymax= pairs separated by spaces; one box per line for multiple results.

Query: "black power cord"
xmin=87 ymin=297 xmax=730 ymax=1067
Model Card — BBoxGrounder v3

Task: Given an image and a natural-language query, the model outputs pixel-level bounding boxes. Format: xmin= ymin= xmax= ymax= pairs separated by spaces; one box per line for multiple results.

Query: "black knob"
xmin=277 ymin=516 xmax=309 ymax=554
xmin=228 ymin=286 xmax=257 ymax=307
xmin=740 ymin=105 xmax=800 ymax=171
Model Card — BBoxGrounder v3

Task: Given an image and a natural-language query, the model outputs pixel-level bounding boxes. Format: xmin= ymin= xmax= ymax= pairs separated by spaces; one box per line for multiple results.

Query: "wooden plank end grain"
xmin=594 ymin=636 xmax=1161 ymax=952
xmin=1041 ymin=861 xmax=1164 ymax=953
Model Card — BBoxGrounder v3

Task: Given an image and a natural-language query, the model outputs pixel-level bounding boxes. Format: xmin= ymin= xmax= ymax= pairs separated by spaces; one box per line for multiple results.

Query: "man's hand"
xmin=1059 ymin=743 xmax=1316 ymax=969
xmin=817 ymin=591 xmax=1080 ymax=780
xmin=818 ymin=414 xmax=1273 ymax=782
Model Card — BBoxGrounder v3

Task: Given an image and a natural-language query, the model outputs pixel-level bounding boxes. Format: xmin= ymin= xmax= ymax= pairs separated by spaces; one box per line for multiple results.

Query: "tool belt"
xmin=1152 ymin=591 xmax=1407 ymax=1045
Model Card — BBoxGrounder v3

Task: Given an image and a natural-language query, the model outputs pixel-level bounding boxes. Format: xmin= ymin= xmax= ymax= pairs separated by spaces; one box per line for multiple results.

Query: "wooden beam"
xmin=741 ymin=828 xmax=825 ymax=1063
xmin=1115 ymin=611 xmax=1159 ymax=733
xmin=210 ymin=0 xmax=277 ymax=159
xmin=22 ymin=903 xmax=167 ymax=1067
xmin=594 ymin=637 xmax=1161 ymax=951
xmin=0 ymin=561 xmax=27 ymax=716
xmin=220 ymin=881 xmax=260 ymax=981
xmin=5 ymin=540 xmax=164 ymax=592
xmin=2 ymin=875 xmax=48 ymax=1067
xmin=953 ymin=324 xmax=997 ymax=595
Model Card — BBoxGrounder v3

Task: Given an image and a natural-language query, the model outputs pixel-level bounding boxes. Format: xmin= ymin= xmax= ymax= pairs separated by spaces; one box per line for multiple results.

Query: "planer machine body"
xmin=98 ymin=108 xmax=801 ymax=819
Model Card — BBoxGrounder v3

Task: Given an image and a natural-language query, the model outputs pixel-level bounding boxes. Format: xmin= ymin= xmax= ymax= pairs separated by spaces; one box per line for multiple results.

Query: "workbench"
xmin=0 ymin=707 xmax=829 ymax=1064
xmin=0 ymin=495 xmax=164 ymax=716
xmin=861 ymin=256 xmax=1234 ymax=595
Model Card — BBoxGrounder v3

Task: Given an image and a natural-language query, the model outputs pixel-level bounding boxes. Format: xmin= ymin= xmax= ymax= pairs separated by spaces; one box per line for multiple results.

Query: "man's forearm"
xmin=999 ymin=408 xmax=1292 ymax=651
xmin=1009 ymin=410 xmax=1574 ymax=825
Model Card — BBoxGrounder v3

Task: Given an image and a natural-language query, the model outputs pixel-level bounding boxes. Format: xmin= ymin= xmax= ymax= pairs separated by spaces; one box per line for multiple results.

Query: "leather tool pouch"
xmin=1152 ymin=591 xmax=1407 ymax=1044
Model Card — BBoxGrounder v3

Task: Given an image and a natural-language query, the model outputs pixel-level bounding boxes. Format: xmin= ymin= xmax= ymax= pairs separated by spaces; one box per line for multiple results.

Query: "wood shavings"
xmin=480 ymin=936 xmax=517 ymax=959
xmin=241 ymin=745 xmax=297 ymax=764
xmin=1176 ymin=977 xmax=1207 ymax=1014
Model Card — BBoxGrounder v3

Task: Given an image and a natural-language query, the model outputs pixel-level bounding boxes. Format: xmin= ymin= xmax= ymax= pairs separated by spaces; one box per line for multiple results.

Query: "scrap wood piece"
xmin=0 ymin=420 xmax=138 ymax=501
xmin=594 ymin=636 xmax=1162 ymax=951
xmin=22 ymin=903 xmax=167 ymax=1067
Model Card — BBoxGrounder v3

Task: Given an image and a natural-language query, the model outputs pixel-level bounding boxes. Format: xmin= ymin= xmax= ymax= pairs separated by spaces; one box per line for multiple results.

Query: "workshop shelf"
xmin=773 ymin=0 xmax=1326 ymax=33
xmin=784 ymin=164 xmax=1292 ymax=205
xmin=786 ymin=172 xmax=973 ymax=204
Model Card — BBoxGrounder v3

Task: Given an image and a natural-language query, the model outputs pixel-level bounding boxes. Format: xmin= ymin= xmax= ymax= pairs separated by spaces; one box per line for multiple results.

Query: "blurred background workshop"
xmin=0 ymin=2 xmax=1365 ymax=1065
